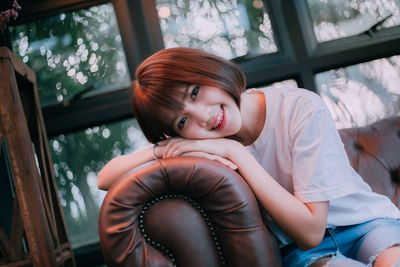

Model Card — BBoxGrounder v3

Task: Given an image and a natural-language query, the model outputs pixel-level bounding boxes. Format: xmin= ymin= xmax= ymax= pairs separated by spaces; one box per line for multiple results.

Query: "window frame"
xmin=7 ymin=0 xmax=400 ymax=265
xmin=16 ymin=0 xmax=400 ymax=138
xmin=10 ymin=0 xmax=164 ymax=137
xmin=289 ymin=0 xmax=400 ymax=90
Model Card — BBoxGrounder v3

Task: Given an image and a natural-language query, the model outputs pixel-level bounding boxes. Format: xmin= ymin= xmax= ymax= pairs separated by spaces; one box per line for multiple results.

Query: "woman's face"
xmin=165 ymin=84 xmax=242 ymax=139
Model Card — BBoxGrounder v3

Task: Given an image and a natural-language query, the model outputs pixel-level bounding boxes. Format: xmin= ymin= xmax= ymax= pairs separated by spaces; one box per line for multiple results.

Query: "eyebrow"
xmin=170 ymin=84 xmax=191 ymax=129
xmin=182 ymin=83 xmax=191 ymax=100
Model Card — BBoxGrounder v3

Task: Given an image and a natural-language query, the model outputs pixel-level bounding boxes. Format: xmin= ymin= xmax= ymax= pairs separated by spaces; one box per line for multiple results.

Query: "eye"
xmin=191 ymin=86 xmax=199 ymax=100
xmin=177 ymin=117 xmax=187 ymax=130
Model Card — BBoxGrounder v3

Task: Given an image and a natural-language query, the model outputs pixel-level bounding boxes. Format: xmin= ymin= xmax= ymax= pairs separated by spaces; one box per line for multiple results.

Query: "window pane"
xmin=50 ymin=118 xmax=148 ymax=248
xmin=307 ymin=0 xmax=400 ymax=42
xmin=156 ymin=0 xmax=277 ymax=59
xmin=316 ymin=55 xmax=400 ymax=129
xmin=9 ymin=3 xmax=131 ymax=107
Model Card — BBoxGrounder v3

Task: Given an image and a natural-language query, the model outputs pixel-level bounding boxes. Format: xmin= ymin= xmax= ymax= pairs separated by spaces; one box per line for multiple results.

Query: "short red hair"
xmin=131 ymin=47 xmax=246 ymax=143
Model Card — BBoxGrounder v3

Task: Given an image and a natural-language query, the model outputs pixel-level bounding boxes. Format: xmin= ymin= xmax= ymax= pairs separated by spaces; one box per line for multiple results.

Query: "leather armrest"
xmin=99 ymin=156 xmax=281 ymax=267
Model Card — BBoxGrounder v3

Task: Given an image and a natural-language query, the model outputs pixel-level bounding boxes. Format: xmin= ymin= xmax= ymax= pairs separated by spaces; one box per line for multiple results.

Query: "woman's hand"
xmin=180 ymin=151 xmax=238 ymax=170
xmin=157 ymin=137 xmax=241 ymax=170
xmin=158 ymin=137 xmax=239 ymax=158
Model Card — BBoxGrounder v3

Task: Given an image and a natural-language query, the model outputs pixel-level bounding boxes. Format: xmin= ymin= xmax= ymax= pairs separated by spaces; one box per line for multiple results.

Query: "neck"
xmin=231 ymin=91 xmax=266 ymax=146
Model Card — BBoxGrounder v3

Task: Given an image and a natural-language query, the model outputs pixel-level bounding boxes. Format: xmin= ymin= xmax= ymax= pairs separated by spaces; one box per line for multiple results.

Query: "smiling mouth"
xmin=212 ymin=106 xmax=224 ymax=130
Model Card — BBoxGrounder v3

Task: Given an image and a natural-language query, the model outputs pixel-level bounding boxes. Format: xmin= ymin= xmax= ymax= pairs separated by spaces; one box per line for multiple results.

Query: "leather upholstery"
xmin=99 ymin=157 xmax=281 ymax=267
xmin=99 ymin=116 xmax=400 ymax=266
xmin=338 ymin=116 xmax=400 ymax=205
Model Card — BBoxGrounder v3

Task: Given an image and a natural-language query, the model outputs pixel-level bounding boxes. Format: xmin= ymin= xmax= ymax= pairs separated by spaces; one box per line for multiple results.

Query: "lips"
xmin=212 ymin=106 xmax=224 ymax=130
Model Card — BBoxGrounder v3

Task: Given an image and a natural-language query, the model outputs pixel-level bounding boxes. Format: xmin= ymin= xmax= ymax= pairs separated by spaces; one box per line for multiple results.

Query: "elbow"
xmin=297 ymin=238 xmax=322 ymax=251
xmin=296 ymin=202 xmax=329 ymax=251
xmin=97 ymin=182 xmax=106 ymax=191
xmin=296 ymin=230 xmax=325 ymax=251
xmin=97 ymin=170 xmax=108 ymax=191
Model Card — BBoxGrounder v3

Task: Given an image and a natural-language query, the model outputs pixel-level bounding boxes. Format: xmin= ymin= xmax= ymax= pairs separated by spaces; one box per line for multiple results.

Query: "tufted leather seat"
xmin=338 ymin=116 xmax=400 ymax=205
xmin=98 ymin=116 xmax=400 ymax=266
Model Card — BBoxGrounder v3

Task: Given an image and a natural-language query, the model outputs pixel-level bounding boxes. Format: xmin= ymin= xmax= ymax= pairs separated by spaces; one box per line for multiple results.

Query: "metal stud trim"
xmin=139 ymin=194 xmax=227 ymax=266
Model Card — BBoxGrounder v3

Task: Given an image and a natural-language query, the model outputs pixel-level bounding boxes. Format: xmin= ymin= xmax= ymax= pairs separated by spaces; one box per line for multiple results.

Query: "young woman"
xmin=98 ymin=47 xmax=400 ymax=266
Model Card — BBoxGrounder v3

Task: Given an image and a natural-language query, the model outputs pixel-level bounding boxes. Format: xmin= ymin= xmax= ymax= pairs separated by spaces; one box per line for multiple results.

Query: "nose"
xmin=196 ymin=112 xmax=208 ymax=127
xmin=186 ymin=103 xmax=210 ymax=128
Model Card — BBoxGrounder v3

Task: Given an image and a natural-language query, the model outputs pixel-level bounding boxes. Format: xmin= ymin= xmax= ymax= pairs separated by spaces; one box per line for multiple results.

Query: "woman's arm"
xmin=97 ymin=144 xmax=239 ymax=190
xmin=97 ymin=145 xmax=156 ymax=190
xmin=161 ymin=138 xmax=329 ymax=250
xmin=228 ymin=142 xmax=329 ymax=250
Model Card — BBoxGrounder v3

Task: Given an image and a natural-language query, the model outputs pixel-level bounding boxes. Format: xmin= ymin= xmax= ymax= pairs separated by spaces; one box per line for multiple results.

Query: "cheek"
xmin=227 ymin=107 xmax=242 ymax=129
xmin=227 ymin=121 xmax=241 ymax=135
xmin=180 ymin=125 xmax=201 ymax=139
xmin=182 ymin=126 xmax=215 ymax=139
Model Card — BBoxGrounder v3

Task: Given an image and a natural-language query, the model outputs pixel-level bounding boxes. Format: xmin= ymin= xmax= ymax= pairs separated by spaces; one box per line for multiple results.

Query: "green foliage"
xmin=9 ymin=3 xmax=130 ymax=107
xmin=49 ymin=118 xmax=148 ymax=248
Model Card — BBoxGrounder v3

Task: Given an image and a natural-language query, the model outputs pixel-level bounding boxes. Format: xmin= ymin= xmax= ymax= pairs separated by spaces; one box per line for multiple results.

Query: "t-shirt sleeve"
xmin=290 ymin=105 xmax=359 ymax=203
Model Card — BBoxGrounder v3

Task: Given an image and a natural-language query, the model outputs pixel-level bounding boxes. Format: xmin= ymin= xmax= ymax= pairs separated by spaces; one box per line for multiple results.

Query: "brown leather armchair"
xmin=98 ymin=116 xmax=400 ymax=267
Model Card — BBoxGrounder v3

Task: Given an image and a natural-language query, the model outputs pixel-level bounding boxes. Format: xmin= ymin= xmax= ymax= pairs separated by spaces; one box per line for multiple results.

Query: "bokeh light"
xmin=156 ymin=0 xmax=277 ymax=59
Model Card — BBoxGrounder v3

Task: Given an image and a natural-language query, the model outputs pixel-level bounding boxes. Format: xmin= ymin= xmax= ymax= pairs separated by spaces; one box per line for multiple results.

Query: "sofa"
xmin=98 ymin=116 xmax=400 ymax=266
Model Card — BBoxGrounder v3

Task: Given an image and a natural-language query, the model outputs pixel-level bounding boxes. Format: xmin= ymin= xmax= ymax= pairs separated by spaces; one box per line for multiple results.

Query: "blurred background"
xmin=1 ymin=0 xmax=400 ymax=266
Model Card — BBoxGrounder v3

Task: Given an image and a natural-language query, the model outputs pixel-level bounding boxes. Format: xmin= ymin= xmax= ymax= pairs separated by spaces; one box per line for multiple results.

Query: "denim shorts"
xmin=281 ymin=218 xmax=400 ymax=267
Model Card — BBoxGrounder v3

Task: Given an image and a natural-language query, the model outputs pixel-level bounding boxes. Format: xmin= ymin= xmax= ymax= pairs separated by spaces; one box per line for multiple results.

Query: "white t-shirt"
xmin=245 ymin=87 xmax=400 ymax=246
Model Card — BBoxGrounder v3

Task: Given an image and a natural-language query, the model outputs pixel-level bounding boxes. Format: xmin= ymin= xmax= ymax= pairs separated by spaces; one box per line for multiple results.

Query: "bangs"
xmin=131 ymin=81 xmax=185 ymax=143
xmin=150 ymin=91 xmax=184 ymax=131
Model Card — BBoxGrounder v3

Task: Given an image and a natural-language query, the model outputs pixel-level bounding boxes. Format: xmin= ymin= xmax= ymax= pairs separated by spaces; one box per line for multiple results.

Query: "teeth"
xmin=212 ymin=107 xmax=223 ymax=129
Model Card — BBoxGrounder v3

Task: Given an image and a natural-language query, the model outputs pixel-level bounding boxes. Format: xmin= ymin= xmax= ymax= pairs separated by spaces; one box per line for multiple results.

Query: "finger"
xmin=182 ymin=152 xmax=219 ymax=162
xmin=165 ymin=141 xmax=180 ymax=158
xmin=163 ymin=139 xmax=190 ymax=158
xmin=168 ymin=143 xmax=185 ymax=158
xmin=213 ymin=156 xmax=238 ymax=170
xmin=162 ymin=138 xmax=180 ymax=158
xmin=155 ymin=144 xmax=167 ymax=159
xmin=174 ymin=139 xmax=204 ymax=158
xmin=183 ymin=152 xmax=238 ymax=170
xmin=163 ymin=140 xmax=180 ymax=158
xmin=170 ymin=142 xmax=197 ymax=158
xmin=181 ymin=151 xmax=206 ymax=158
xmin=166 ymin=139 xmax=194 ymax=158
